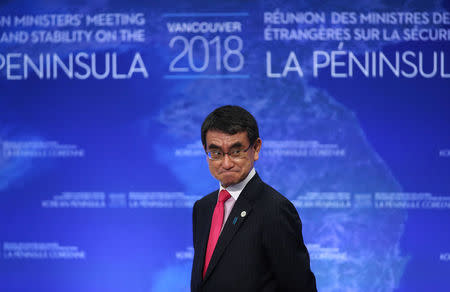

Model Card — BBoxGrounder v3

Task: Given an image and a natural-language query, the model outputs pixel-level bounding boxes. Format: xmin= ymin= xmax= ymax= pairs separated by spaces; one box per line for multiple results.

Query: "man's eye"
xmin=212 ymin=151 xmax=222 ymax=156
xmin=230 ymin=150 xmax=241 ymax=155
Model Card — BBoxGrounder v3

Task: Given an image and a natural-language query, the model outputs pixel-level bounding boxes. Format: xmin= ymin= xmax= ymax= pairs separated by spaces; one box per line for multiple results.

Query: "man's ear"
xmin=253 ymin=138 xmax=262 ymax=161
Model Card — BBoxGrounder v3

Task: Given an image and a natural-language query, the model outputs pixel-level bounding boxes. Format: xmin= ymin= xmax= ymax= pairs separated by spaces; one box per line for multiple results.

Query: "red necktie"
xmin=203 ymin=189 xmax=231 ymax=278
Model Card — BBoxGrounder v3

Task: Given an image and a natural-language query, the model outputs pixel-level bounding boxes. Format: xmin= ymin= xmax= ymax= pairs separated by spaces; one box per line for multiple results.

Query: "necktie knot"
xmin=218 ymin=190 xmax=231 ymax=203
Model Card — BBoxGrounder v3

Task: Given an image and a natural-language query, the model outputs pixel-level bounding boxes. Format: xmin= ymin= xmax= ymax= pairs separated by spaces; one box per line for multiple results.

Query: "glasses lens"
xmin=230 ymin=150 xmax=242 ymax=159
xmin=209 ymin=151 xmax=222 ymax=160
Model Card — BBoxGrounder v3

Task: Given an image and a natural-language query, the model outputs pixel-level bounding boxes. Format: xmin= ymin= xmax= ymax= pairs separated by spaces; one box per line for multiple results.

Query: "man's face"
xmin=205 ymin=130 xmax=261 ymax=188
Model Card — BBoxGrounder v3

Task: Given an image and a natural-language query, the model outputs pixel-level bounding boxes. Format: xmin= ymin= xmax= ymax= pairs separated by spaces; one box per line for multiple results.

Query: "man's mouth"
xmin=220 ymin=170 xmax=236 ymax=175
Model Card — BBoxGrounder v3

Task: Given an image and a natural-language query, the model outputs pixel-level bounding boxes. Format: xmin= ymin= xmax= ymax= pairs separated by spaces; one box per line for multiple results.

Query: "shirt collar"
xmin=219 ymin=168 xmax=256 ymax=201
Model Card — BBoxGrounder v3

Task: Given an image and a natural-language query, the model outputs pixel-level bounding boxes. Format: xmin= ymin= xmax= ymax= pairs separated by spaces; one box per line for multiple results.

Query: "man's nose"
xmin=221 ymin=154 xmax=234 ymax=169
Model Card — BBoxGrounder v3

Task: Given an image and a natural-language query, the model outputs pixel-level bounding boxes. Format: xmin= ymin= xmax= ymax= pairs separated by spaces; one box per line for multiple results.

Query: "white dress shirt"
xmin=218 ymin=168 xmax=256 ymax=232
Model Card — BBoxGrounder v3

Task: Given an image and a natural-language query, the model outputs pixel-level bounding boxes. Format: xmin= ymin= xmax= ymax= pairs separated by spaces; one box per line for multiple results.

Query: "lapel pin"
xmin=241 ymin=211 xmax=247 ymax=218
xmin=232 ymin=217 xmax=238 ymax=225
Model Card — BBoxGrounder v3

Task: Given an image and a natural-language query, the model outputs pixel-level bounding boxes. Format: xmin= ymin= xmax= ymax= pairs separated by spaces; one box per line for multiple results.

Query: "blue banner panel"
xmin=1 ymin=1 xmax=449 ymax=291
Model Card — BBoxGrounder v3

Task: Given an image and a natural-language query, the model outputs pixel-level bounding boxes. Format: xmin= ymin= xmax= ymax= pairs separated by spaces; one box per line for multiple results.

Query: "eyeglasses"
xmin=206 ymin=144 xmax=253 ymax=161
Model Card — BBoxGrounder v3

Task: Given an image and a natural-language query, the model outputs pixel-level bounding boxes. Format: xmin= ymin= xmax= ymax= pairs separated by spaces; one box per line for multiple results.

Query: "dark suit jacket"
xmin=191 ymin=173 xmax=317 ymax=292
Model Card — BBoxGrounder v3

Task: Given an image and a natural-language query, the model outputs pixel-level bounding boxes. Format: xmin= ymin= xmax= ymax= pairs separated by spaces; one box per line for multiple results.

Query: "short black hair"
xmin=201 ymin=105 xmax=259 ymax=149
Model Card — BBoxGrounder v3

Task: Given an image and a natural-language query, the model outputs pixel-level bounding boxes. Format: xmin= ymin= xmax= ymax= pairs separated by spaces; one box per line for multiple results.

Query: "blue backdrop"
xmin=1 ymin=1 xmax=449 ymax=291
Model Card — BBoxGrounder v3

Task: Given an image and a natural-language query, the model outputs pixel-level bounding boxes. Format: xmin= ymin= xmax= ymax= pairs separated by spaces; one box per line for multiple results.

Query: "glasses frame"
xmin=206 ymin=143 xmax=254 ymax=161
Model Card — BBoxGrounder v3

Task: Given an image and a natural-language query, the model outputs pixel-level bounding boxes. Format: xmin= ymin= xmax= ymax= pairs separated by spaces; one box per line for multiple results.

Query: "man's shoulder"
xmin=258 ymin=180 xmax=289 ymax=202
xmin=257 ymin=180 xmax=297 ymax=212
xmin=194 ymin=189 xmax=218 ymax=208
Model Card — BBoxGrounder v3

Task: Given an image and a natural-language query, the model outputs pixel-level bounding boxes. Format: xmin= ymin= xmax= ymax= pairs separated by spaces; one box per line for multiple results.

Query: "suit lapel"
xmin=202 ymin=174 xmax=263 ymax=282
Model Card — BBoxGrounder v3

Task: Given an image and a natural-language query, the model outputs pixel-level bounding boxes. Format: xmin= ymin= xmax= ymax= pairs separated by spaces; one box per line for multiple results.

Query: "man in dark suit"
xmin=191 ymin=105 xmax=317 ymax=292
